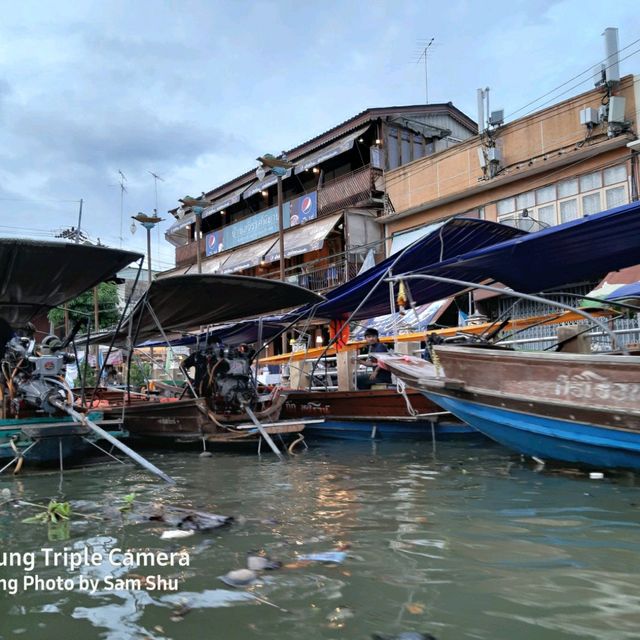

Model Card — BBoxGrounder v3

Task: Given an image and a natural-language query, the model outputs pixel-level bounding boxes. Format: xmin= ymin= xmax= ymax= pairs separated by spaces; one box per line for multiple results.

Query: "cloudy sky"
xmin=0 ymin=0 xmax=638 ymax=271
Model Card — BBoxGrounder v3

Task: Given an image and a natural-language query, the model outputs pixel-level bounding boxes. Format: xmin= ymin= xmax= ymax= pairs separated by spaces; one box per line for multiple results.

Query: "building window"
xmin=535 ymin=184 xmax=555 ymax=204
xmin=606 ymin=185 xmax=627 ymax=209
xmin=497 ymin=164 xmax=628 ymax=229
xmin=497 ymin=197 xmax=515 ymax=216
xmin=559 ymin=198 xmax=579 ymax=223
xmin=387 ymin=127 xmax=400 ymax=170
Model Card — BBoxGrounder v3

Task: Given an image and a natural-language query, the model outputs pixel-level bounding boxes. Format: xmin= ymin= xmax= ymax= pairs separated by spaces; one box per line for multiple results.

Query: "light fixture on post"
xmin=178 ymin=195 xmax=211 ymax=274
xmin=257 ymin=152 xmax=295 ymax=356
xmin=256 ymin=153 xmax=295 ymax=283
xmin=131 ymin=211 xmax=165 ymax=285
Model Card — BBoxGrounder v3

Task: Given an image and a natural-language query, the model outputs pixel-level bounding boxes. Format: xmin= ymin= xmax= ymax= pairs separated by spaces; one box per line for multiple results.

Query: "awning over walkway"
xmin=165 ymin=213 xmax=195 ymax=247
xmin=202 ymin=184 xmax=252 ymax=219
xmin=264 ymin=213 xmax=341 ymax=263
xmin=220 ymin=235 xmax=279 ymax=274
xmin=294 ymin=126 xmax=371 ymax=174
xmin=157 ymin=252 xmax=231 ymax=279
xmin=243 ymin=169 xmax=293 ymax=199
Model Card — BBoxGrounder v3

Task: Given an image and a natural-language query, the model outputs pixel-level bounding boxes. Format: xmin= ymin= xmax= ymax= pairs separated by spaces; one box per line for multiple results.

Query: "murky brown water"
xmin=1 ymin=439 xmax=640 ymax=640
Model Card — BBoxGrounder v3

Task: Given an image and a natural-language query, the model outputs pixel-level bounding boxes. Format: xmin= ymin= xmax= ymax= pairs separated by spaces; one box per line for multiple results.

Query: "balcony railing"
xmin=263 ymin=250 xmax=375 ymax=293
xmin=175 ymin=165 xmax=383 ymax=267
xmin=318 ymin=165 xmax=383 ymax=216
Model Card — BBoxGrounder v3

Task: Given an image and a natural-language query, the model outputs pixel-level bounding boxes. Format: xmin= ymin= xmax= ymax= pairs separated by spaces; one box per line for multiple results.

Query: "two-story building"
xmin=382 ymin=73 xmax=640 ymax=346
xmin=165 ymin=103 xmax=477 ymax=292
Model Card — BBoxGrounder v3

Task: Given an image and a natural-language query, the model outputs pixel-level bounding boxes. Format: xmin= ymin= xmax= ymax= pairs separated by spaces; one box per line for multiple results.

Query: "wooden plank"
xmin=259 ymin=309 xmax=613 ymax=365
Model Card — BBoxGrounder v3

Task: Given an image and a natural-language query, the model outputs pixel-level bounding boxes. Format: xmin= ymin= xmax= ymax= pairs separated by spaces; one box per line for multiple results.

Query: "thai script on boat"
xmin=554 ymin=371 xmax=640 ymax=402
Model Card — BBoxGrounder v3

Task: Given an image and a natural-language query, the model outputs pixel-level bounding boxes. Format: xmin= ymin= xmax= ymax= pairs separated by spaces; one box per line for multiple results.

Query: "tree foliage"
xmin=48 ymin=282 xmax=120 ymax=332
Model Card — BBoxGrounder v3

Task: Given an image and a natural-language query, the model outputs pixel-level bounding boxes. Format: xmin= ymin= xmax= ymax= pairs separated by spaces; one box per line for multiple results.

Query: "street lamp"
xmin=131 ymin=212 xmax=164 ymax=285
xmin=178 ymin=196 xmax=211 ymax=274
xmin=256 ymin=153 xmax=295 ymax=282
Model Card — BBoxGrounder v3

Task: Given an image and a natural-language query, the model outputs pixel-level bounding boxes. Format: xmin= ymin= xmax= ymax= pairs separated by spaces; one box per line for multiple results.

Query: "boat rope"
xmin=0 ymin=440 xmax=37 ymax=475
xmin=287 ymin=434 xmax=305 ymax=455
xmin=395 ymin=377 xmax=419 ymax=417
xmin=10 ymin=438 xmax=25 ymax=475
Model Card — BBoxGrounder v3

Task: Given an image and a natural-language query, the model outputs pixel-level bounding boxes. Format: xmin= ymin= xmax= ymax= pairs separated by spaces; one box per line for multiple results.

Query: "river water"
xmin=1 ymin=438 xmax=640 ymax=640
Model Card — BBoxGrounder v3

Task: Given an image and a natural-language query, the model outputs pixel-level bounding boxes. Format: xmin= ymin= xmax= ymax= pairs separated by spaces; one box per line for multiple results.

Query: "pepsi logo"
xmin=44 ymin=360 xmax=55 ymax=370
xmin=301 ymin=197 xmax=312 ymax=215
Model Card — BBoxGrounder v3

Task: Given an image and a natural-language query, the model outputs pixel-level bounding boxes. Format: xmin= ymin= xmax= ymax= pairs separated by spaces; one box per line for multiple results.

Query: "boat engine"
xmin=210 ymin=346 xmax=257 ymax=413
xmin=1 ymin=334 xmax=74 ymax=416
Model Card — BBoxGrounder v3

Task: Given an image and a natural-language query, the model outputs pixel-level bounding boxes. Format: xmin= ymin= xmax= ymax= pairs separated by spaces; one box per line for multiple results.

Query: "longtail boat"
xmin=0 ymin=239 xmax=142 ymax=473
xmin=89 ymin=274 xmax=324 ymax=449
xmin=376 ymin=199 xmax=640 ymax=469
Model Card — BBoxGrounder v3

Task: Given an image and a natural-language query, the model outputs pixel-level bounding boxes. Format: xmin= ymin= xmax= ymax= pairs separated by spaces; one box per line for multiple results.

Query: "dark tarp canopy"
xmin=288 ymin=200 xmax=640 ymax=322
xmin=426 ymin=200 xmax=640 ymax=295
xmin=0 ymin=239 xmax=142 ymax=325
xmin=289 ymin=217 xmax=525 ymax=320
xmin=108 ymin=274 xmax=323 ymax=344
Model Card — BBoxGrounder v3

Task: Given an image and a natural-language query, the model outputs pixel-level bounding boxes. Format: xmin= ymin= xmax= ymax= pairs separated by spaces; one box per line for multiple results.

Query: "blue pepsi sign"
xmin=205 ymin=190 xmax=317 ymax=256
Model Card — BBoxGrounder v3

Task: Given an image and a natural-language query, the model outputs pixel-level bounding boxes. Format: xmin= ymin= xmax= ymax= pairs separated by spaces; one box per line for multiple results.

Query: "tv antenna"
xmin=147 ymin=170 xmax=165 ymax=212
xmin=117 ymin=170 xmax=128 ymax=248
xmin=416 ymin=37 xmax=435 ymax=104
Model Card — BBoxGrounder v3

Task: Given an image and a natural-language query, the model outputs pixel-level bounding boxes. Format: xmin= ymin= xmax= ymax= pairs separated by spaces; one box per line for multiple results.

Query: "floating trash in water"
xmin=297 ymin=551 xmax=347 ymax=564
xmin=160 ymin=529 xmax=195 ymax=540
xmin=219 ymin=568 xmax=258 ymax=587
xmin=372 ymin=633 xmax=438 ymax=640
xmin=326 ymin=606 xmax=354 ymax=627
xmin=247 ymin=551 xmax=281 ymax=571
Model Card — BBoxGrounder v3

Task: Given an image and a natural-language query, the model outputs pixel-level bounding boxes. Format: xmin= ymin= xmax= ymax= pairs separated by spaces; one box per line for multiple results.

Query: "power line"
xmin=505 ymin=36 xmax=640 ymax=121
xmin=383 ymin=51 xmax=640 ymax=191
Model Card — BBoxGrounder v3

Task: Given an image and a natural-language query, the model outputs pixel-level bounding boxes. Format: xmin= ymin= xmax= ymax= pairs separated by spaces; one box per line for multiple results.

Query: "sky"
xmin=0 ymin=0 xmax=638 ymax=272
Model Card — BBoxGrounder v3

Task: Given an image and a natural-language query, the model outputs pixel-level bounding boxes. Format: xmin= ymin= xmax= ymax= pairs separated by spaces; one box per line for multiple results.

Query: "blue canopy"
xmin=292 ymin=218 xmax=524 ymax=320
xmin=427 ymin=200 xmax=640 ymax=294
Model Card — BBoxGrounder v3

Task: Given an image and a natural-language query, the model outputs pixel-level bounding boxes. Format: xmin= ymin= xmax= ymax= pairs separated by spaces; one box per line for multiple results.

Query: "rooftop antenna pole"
xmin=147 ymin=170 xmax=165 ymax=212
xmin=118 ymin=170 xmax=127 ymax=248
xmin=417 ymin=37 xmax=435 ymax=104
xmin=75 ymin=198 xmax=83 ymax=244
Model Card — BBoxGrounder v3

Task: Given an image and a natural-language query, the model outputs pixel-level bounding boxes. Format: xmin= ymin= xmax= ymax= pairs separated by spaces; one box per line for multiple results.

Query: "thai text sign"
xmin=205 ymin=191 xmax=317 ymax=256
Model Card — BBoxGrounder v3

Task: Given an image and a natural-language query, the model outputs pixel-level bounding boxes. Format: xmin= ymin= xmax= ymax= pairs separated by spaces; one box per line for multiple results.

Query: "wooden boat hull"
xmin=281 ymin=388 xmax=473 ymax=440
xmin=380 ymin=348 xmax=640 ymax=469
xmin=96 ymin=392 xmax=300 ymax=446
xmin=0 ymin=413 xmax=124 ymax=467
xmin=102 ymin=397 xmax=211 ymax=440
